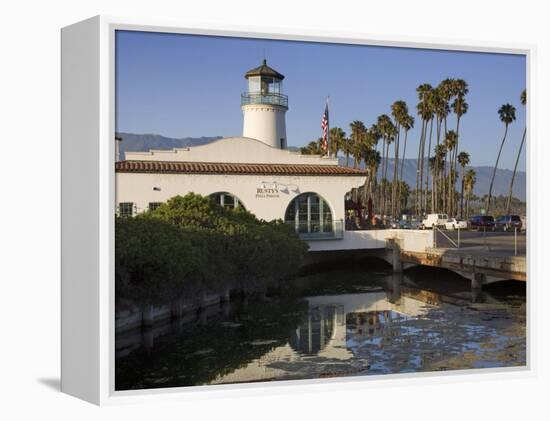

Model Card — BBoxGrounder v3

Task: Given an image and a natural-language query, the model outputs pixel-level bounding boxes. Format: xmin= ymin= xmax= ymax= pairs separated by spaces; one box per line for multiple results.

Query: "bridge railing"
xmin=285 ymin=219 xmax=344 ymax=241
xmin=433 ymin=226 xmax=460 ymax=248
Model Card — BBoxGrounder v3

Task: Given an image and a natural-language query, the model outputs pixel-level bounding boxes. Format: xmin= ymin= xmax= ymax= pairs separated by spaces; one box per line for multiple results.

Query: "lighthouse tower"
xmin=241 ymin=59 xmax=288 ymax=149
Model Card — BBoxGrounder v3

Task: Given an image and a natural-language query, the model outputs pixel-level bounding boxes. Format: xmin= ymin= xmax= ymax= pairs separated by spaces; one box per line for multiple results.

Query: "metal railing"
xmin=514 ymin=227 xmax=519 ymax=256
xmin=285 ymin=219 xmax=344 ymax=240
xmin=433 ymin=225 xmax=460 ymax=248
xmin=433 ymin=225 xmax=521 ymax=255
xmin=241 ymin=92 xmax=288 ymax=108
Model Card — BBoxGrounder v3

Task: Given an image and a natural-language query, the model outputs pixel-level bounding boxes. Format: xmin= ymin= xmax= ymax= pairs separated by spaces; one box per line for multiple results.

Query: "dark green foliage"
xmin=115 ymin=217 xmax=203 ymax=307
xmin=116 ymin=193 xmax=309 ymax=307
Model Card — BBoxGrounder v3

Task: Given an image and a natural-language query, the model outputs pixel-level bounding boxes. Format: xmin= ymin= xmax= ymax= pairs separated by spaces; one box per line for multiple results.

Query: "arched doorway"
xmin=285 ymin=192 xmax=333 ymax=236
xmin=209 ymin=192 xmax=245 ymax=210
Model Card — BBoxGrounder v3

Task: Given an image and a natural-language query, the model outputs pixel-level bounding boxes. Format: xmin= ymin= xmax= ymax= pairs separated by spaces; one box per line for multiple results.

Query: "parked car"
xmin=470 ymin=215 xmax=495 ymax=231
xmin=421 ymin=213 xmax=449 ymax=229
xmin=494 ymin=214 xmax=522 ymax=231
xmin=398 ymin=220 xmax=412 ymax=229
xmin=409 ymin=218 xmax=422 ymax=230
xmin=444 ymin=218 xmax=468 ymax=230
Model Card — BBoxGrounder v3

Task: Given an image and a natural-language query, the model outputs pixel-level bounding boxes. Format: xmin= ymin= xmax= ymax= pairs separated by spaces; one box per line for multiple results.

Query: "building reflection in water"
xmin=211 ymin=283 xmax=438 ymax=384
xmin=117 ymin=273 xmax=524 ymax=390
xmin=288 ymin=305 xmax=340 ymax=355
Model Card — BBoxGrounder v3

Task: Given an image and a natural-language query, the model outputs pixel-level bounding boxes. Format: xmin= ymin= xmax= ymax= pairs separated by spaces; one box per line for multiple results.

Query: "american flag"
xmin=321 ymin=101 xmax=329 ymax=154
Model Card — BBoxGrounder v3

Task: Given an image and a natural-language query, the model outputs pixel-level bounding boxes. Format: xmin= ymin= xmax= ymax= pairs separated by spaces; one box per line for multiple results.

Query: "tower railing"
xmin=241 ymin=92 xmax=288 ymax=108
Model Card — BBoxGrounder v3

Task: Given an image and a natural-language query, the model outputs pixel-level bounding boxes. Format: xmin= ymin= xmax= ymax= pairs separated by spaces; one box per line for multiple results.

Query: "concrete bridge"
xmin=306 ymin=229 xmax=527 ymax=290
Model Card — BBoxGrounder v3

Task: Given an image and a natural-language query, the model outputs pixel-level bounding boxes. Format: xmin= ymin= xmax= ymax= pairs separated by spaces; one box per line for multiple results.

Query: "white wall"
xmin=307 ymin=229 xmax=434 ymax=252
xmin=116 ymin=172 xmax=365 ymax=222
xmin=242 ymin=104 xmax=287 ymax=149
xmin=307 ymin=230 xmax=389 ymax=251
xmin=387 ymin=229 xmax=435 ymax=253
xmin=125 ymin=136 xmax=337 ymax=166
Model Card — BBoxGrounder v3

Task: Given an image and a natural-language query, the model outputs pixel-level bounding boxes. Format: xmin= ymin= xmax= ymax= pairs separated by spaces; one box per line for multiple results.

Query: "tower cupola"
xmin=241 ymin=60 xmax=288 ymax=149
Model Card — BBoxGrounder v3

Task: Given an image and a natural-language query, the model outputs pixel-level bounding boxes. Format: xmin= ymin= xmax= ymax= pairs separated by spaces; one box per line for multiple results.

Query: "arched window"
xmin=209 ymin=192 xmax=245 ymax=210
xmin=285 ymin=192 xmax=333 ymax=235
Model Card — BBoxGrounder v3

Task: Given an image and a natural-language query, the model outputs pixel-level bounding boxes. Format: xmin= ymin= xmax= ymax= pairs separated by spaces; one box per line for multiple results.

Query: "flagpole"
xmin=326 ymin=96 xmax=330 ymax=157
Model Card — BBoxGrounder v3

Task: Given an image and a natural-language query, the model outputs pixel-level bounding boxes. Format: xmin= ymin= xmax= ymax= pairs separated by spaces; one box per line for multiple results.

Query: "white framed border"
xmin=61 ymin=15 xmax=535 ymax=405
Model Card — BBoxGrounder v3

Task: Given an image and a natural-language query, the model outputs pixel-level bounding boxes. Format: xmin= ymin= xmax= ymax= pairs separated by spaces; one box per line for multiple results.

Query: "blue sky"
xmin=115 ymin=30 xmax=526 ymax=171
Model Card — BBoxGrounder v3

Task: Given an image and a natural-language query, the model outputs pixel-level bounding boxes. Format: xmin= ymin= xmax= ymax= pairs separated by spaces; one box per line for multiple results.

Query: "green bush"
xmin=116 ymin=193 xmax=308 ymax=307
xmin=115 ymin=217 xmax=204 ymax=307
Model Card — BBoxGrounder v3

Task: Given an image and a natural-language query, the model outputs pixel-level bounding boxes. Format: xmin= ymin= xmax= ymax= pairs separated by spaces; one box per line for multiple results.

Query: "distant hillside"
xmin=117 ymin=132 xmax=222 ymax=160
xmin=339 ymin=157 xmax=526 ymax=201
xmin=116 ymin=133 xmax=525 ymax=201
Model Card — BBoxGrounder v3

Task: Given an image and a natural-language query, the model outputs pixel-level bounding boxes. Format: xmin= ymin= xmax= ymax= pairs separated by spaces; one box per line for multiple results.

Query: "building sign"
xmin=256 ymin=182 xmax=299 ymax=198
xmin=256 ymin=187 xmax=280 ymax=198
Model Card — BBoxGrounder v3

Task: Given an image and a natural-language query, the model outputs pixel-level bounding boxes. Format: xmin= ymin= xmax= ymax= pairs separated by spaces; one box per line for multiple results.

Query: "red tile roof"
xmin=115 ymin=160 xmax=367 ymax=176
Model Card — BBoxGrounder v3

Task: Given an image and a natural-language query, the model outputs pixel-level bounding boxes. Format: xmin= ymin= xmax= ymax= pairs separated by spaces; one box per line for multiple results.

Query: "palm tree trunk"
xmin=443 ymin=153 xmax=448 ymax=213
xmin=415 ymin=120 xmax=425 ymax=216
xmin=434 ymin=118 xmax=441 ymax=212
xmin=466 ymin=188 xmax=470 ymax=219
xmin=433 ymin=165 xmax=437 ymax=212
xmin=451 ymin=116 xmax=461 ymax=215
xmin=400 ymin=129 xmax=409 ymax=182
xmin=506 ymin=127 xmax=526 ymax=214
xmin=460 ymin=166 xmax=465 ymax=218
xmin=417 ymin=120 xmax=427 ymax=216
xmin=383 ymin=139 xmax=390 ymax=216
xmin=447 ymin=154 xmax=452 ymax=216
xmin=398 ymin=128 xmax=409 ymax=215
xmin=487 ymin=124 xmax=509 ymax=214
xmin=380 ymin=139 xmax=386 ymax=215
xmin=392 ymin=125 xmax=401 ymax=218
xmin=424 ymin=118 xmax=433 ymax=212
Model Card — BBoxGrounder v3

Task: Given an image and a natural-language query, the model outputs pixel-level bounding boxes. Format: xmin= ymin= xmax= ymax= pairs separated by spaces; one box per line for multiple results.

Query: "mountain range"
xmin=116 ymin=133 xmax=526 ymax=201
xmin=340 ymin=156 xmax=526 ymax=201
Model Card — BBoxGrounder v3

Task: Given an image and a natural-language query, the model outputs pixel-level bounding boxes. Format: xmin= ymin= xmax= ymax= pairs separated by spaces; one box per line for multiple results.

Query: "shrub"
xmin=115 ymin=217 xmax=203 ymax=307
xmin=116 ymin=193 xmax=309 ymax=307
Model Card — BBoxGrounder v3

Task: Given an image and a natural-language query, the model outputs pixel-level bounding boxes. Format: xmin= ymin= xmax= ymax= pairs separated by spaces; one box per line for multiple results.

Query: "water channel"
xmin=115 ymin=267 xmax=526 ymax=390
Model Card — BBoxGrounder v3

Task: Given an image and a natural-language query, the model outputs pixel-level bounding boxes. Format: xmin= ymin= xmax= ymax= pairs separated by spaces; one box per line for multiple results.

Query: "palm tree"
xmin=450 ymin=80 xmax=469 ymax=215
xmin=444 ymin=130 xmax=457 ymax=214
xmin=429 ymin=156 xmax=437 ymax=211
xmin=506 ymin=90 xmax=527 ymax=215
xmin=464 ymin=169 xmax=476 ymax=219
xmin=398 ymin=181 xmax=411 ymax=211
xmin=415 ymin=83 xmax=433 ymax=216
xmin=350 ymin=121 xmax=367 ymax=169
xmin=382 ymin=131 xmax=396 ymax=216
xmin=341 ymin=137 xmax=352 ymax=167
xmin=300 ymin=139 xmax=322 ymax=155
xmin=391 ymin=101 xmax=406 ymax=217
xmin=457 ymin=151 xmax=470 ymax=217
xmin=329 ymin=127 xmax=346 ymax=158
xmin=424 ymin=90 xmax=437 ymax=213
xmin=399 ymin=114 xmax=415 ymax=182
xmin=363 ymin=147 xmax=381 ymax=205
xmin=433 ymin=84 xmax=450 ymax=147
xmin=487 ymin=103 xmax=517 ymax=213
xmin=433 ymin=143 xmax=447 ymax=212
xmin=376 ymin=115 xmax=392 ymax=174
xmin=376 ymin=114 xmax=395 ymax=215
xmin=438 ymin=78 xmax=455 ymax=133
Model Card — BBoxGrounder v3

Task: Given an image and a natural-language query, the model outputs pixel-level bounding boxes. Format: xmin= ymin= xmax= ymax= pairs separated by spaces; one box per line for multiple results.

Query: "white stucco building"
xmin=115 ymin=60 xmax=367 ymax=240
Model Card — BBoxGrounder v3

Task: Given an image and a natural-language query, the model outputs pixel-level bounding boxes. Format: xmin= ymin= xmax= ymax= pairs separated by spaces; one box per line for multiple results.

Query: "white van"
xmin=421 ymin=213 xmax=448 ymax=229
